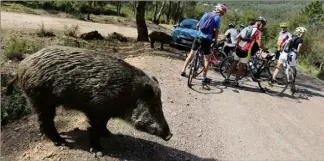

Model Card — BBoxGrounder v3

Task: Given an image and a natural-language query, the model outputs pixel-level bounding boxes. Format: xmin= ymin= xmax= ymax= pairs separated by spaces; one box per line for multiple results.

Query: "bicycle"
xmin=186 ymin=39 xmax=227 ymax=87
xmin=187 ymin=40 xmax=228 ymax=78
xmin=219 ymin=50 xmax=291 ymax=95
xmin=187 ymin=44 xmax=204 ymax=87
xmin=262 ymin=53 xmax=296 ymax=96
xmin=219 ymin=50 xmax=276 ymax=81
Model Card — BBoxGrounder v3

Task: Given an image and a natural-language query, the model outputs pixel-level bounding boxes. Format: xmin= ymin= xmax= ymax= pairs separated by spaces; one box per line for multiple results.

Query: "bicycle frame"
xmin=242 ymin=51 xmax=275 ymax=82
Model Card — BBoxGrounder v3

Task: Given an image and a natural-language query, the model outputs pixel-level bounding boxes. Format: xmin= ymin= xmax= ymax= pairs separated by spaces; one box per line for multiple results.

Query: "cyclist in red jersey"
xmin=223 ymin=17 xmax=268 ymax=87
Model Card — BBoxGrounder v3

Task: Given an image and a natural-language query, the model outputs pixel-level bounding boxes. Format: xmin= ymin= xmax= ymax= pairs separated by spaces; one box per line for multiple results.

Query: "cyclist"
xmin=237 ymin=24 xmax=245 ymax=33
xmin=222 ymin=17 xmax=268 ymax=87
xmin=270 ymin=27 xmax=306 ymax=94
xmin=275 ymin=22 xmax=292 ymax=63
xmin=180 ymin=3 xmax=227 ymax=84
xmin=221 ymin=21 xmax=238 ymax=56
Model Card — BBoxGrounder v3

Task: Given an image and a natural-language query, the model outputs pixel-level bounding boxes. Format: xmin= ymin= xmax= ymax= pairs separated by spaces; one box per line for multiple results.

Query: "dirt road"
xmin=1 ymin=11 xmax=168 ymax=38
xmin=1 ymin=12 xmax=324 ymax=161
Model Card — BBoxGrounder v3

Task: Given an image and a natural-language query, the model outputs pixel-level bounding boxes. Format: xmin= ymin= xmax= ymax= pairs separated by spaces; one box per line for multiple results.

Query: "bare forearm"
xmin=214 ymin=29 xmax=219 ymax=40
xmin=196 ymin=21 xmax=200 ymax=30
xmin=296 ymin=44 xmax=302 ymax=53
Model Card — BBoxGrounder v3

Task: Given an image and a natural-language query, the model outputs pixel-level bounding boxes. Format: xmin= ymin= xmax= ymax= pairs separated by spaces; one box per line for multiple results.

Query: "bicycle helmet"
xmin=279 ymin=22 xmax=288 ymax=28
xmin=228 ymin=21 xmax=236 ymax=28
xmin=296 ymin=27 xmax=307 ymax=33
xmin=255 ymin=16 xmax=267 ymax=25
xmin=215 ymin=3 xmax=227 ymax=14
xmin=240 ymin=24 xmax=245 ymax=28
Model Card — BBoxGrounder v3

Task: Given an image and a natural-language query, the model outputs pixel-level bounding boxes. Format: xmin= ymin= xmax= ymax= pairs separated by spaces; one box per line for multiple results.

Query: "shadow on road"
xmin=60 ymin=129 xmax=218 ymax=161
xmin=185 ymin=77 xmax=224 ymax=95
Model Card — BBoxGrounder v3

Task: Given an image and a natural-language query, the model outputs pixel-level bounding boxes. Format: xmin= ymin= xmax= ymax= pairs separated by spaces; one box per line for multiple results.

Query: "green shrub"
xmin=36 ymin=22 xmax=56 ymax=37
xmin=1 ymin=74 xmax=30 ymax=125
xmin=4 ymin=35 xmax=44 ymax=61
xmin=64 ymin=24 xmax=80 ymax=37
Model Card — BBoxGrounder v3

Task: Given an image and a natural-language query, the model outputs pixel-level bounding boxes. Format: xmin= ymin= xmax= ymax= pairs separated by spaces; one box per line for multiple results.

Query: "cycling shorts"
xmin=233 ymin=48 xmax=250 ymax=64
xmin=279 ymin=51 xmax=297 ymax=66
xmin=191 ymin=37 xmax=212 ymax=55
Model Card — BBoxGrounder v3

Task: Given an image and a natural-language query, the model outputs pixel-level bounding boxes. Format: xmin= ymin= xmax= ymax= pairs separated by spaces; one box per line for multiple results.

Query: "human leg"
xmin=223 ymin=48 xmax=241 ymax=83
xmin=201 ymin=38 xmax=212 ymax=83
xmin=233 ymin=52 xmax=249 ymax=87
xmin=272 ymin=52 xmax=287 ymax=81
xmin=181 ymin=37 xmax=200 ymax=76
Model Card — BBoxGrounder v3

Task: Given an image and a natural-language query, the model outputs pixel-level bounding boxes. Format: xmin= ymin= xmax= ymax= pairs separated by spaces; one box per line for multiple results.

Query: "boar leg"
xmin=150 ymin=40 xmax=155 ymax=48
xmin=88 ymin=119 xmax=104 ymax=156
xmin=33 ymin=100 xmax=66 ymax=146
xmin=99 ymin=118 xmax=112 ymax=137
xmin=160 ymin=43 xmax=164 ymax=50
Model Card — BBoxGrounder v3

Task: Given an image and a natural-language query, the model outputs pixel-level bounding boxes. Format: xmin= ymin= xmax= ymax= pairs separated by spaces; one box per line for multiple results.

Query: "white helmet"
xmin=215 ymin=4 xmax=227 ymax=14
xmin=296 ymin=27 xmax=307 ymax=33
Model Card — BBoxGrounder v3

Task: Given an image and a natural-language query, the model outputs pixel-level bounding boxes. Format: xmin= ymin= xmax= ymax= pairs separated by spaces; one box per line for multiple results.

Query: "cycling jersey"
xmin=236 ymin=25 xmax=261 ymax=55
xmin=290 ymin=34 xmax=303 ymax=51
xmin=196 ymin=11 xmax=221 ymax=40
xmin=277 ymin=31 xmax=292 ymax=51
xmin=224 ymin=28 xmax=238 ymax=47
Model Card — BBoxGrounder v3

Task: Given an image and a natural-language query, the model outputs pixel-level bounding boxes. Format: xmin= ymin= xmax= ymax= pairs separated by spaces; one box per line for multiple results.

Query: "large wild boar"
xmin=5 ymin=45 xmax=172 ymax=156
xmin=148 ymin=31 xmax=173 ymax=50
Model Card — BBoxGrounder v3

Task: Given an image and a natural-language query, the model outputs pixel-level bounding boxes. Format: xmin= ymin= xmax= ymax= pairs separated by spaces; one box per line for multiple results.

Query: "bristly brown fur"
xmin=14 ymin=45 xmax=171 ymax=156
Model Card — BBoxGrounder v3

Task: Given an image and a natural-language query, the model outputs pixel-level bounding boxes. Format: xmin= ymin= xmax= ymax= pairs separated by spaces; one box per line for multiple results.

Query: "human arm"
xmin=296 ymin=43 xmax=302 ymax=54
xmin=295 ymin=38 xmax=303 ymax=54
xmin=255 ymin=31 xmax=267 ymax=51
xmin=213 ymin=16 xmax=221 ymax=42
xmin=220 ymin=29 xmax=230 ymax=41
xmin=196 ymin=20 xmax=200 ymax=30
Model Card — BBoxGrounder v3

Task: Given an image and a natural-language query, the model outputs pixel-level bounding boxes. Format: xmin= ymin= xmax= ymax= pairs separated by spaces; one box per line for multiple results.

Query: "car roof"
xmin=182 ymin=19 xmax=198 ymax=22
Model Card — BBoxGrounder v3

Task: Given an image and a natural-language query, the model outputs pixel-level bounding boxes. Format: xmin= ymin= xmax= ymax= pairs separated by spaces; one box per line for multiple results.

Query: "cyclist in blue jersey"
xmin=180 ymin=4 xmax=227 ymax=84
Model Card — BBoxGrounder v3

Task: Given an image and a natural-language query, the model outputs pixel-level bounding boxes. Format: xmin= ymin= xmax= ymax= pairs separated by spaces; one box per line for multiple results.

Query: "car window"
xmin=179 ymin=20 xmax=198 ymax=30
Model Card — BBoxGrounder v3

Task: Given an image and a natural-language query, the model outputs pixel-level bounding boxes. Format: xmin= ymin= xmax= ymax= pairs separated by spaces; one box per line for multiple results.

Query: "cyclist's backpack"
xmin=239 ymin=26 xmax=254 ymax=41
xmin=283 ymin=36 xmax=298 ymax=53
xmin=200 ymin=12 xmax=217 ymax=34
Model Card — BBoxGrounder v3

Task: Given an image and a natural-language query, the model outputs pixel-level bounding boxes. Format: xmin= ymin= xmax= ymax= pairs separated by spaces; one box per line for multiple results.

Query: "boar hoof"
xmin=54 ymin=140 xmax=67 ymax=147
xmin=90 ymin=148 xmax=103 ymax=157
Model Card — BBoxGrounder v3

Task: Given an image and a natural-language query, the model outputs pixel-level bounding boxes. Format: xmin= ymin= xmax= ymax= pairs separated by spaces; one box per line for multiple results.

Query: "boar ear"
xmin=151 ymin=76 xmax=159 ymax=84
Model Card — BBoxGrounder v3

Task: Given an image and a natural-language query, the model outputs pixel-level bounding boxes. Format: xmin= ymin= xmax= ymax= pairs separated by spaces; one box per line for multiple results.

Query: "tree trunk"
xmin=154 ymin=1 xmax=166 ymax=24
xmin=136 ymin=1 xmax=149 ymax=42
xmin=87 ymin=1 xmax=93 ymax=20
xmin=116 ymin=2 xmax=122 ymax=16
xmin=166 ymin=1 xmax=172 ymax=22
xmin=133 ymin=1 xmax=137 ymax=15
xmin=177 ymin=1 xmax=183 ymax=24
xmin=172 ymin=1 xmax=182 ymax=24
xmin=153 ymin=2 xmax=159 ymax=22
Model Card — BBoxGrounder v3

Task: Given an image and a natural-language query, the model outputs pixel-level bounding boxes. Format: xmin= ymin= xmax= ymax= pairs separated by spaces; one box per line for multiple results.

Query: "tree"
xmin=87 ymin=1 xmax=94 ymax=20
xmin=136 ymin=1 xmax=149 ymax=41
xmin=153 ymin=1 xmax=166 ymax=24
xmin=166 ymin=1 xmax=172 ymax=22
xmin=300 ymin=0 xmax=324 ymax=25
xmin=152 ymin=2 xmax=159 ymax=22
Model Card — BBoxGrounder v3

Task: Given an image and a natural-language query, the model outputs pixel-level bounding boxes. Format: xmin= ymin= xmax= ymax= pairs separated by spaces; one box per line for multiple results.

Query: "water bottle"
xmin=249 ymin=61 xmax=255 ymax=74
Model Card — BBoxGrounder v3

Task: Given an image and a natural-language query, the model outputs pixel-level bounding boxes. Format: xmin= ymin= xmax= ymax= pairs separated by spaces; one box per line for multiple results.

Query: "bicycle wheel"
xmin=219 ymin=56 xmax=246 ymax=81
xmin=219 ymin=56 xmax=234 ymax=79
xmin=195 ymin=54 xmax=205 ymax=77
xmin=257 ymin=66 xmax=289 ymax=96
xmin=187 ymin=53 xmax=199 ymax=87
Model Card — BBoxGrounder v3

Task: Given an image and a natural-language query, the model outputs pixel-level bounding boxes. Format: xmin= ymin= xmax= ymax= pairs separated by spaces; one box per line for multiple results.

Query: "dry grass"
xmin=63 ymin=24 xmax=80 ymax=37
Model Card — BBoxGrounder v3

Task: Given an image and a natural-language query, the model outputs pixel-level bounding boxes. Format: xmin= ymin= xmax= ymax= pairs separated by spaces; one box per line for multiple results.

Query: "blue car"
xmin=171 ymin=19 xmax=199 ymax=49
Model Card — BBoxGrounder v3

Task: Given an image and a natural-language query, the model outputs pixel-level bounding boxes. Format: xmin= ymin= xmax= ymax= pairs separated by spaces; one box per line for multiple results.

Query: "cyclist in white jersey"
xmin=221 ymin=21 xmax=238 ymax=56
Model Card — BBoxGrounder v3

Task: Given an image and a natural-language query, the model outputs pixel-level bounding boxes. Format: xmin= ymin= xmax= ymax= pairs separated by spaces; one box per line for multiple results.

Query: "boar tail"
xmin=5 ymin=74 xmax=18 ymax=95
